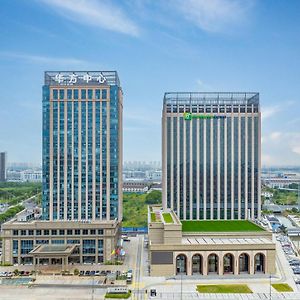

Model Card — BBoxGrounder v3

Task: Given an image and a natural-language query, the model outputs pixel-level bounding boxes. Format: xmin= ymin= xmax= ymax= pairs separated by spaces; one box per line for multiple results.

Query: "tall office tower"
xmin=0 ymin=152 xmax=7 ymax=182
xmin=162 ymin=92 xmax=261 ymax=220
xmin=43 ymin=71 xmax=123 ymax=222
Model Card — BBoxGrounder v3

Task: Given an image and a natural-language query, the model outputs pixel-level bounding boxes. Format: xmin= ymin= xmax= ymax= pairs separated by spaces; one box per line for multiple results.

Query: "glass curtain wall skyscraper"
xmin=43 ymin=71 xmax=123 ymax=222
xmin=162 ymin=92 xmax=261 ymax=220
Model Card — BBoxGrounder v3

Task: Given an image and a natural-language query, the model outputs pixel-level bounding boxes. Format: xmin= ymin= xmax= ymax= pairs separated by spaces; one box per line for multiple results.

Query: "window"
xmin=75 ymin=229 xmax=80 ymax=235
xmin=95 ymin=89 xmax=100 ymax=99
xmin=88 ymin=89 xmax=93 ymax=99
xmin=28 ymin=230 xmax=34 ymax=236
xmin=67 ymin=239 xmax=80 ymax=244
xmin=36 ymin=240 xmax=49 ymax=244
xmin=52 ymin=240 xmax=65 ymax=244
xmin=81 ymin=89 xmax=86 ymax=99
xmin=21 ymin=230 xmax=26 ymax=236
xmin=98 ymin=229 xmax=103 ymax=235
xmin=98 ymin=240 xmax=103 ymax=254
xmin=102 ymin=89 xmax=107 ymax=99
xmin=74 ymin=89 xmax=79 ymax=99
xmin=59 ymin=229 xmax=65 ymax=235
xmin=13 ymin=240 xmax=18 ymax=255
xmin=20 ymin=240 xmax=34 ymax=255
xmin=67 ymin=89 xmax=72 ymax=99
xmin=53 ymin=89 xmax=58 ymax=100
xmin=59 ymin=89 xmax=64 ymax=99
xmin=44 ymin=230 xmax=49 ymax=235
xmin=51 ymin=230 xmax=57 ymax=235
xmin=90 ymin=229 xmax=96 ymax=235
xmin=13 ymin=230 xmax=18 ymax=236
xmin=83 ymin=240 xmax=96 ymax=254
xmin=67 ymin=229 xmax=73 ymax=235
xmin=36 ymin=230 xmax=42 ymax=236
xmin=83 ymin=229 xmax=88 ymax=235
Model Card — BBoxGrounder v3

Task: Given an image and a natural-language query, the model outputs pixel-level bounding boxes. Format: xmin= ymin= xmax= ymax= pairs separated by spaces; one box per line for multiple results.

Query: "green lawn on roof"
xmin=150 ymin=212 xmax=156 ymax=222
xmin=197 ymin=284 xmax=252 ymax=294
xmin=182 ymin=220 xmax=264 ymax=232
xmin=163 ymin=213 xmax=173 ymax=223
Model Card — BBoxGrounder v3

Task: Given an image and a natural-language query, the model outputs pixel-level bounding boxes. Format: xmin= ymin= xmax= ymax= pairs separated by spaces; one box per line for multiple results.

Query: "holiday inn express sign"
xmin=184 ymin=112 xmax=226 ymax=120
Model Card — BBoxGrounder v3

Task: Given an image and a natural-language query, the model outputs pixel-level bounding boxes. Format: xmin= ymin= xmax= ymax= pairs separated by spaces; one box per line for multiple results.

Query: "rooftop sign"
xmin=44 ymin=71 xmax=120 ymax=87
xmin=184 ymin=113 xmax=226 ymax=120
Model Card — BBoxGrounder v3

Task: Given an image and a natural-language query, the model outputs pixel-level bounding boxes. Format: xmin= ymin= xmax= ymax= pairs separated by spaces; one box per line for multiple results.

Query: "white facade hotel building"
xmin=162 ymin=92 xmax=261 ymax=220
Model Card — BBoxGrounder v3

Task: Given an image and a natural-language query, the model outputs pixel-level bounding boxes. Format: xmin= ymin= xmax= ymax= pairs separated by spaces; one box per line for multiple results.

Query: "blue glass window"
xmin=95 ymin=89 xmax=100 ymax=99
xmin=102 ymin=89 xmax=107 ymax=99
xmin=52 ymin=240 xmax=65 ymax=244
xmin=53 ymin=89 xmax=58 ymax=100
xmin=20 ymin=240 xmax=33 ymax=255
xmin=88 ymin=89 xmax=93 ymax=99
xmin=67 ymin=89 xmax=72 ymax=99
xmin=81 ymin=89 xmax=86 ymax=99
xmin=59 ymin=89 xmax=64 ymax=99
xmin=74 ymin=89 xmax=79 ymax=99
xmin=83 ymin=240 xmax=96 ymax=254
xmin=13 ymin=240 xmax=18 ymax=255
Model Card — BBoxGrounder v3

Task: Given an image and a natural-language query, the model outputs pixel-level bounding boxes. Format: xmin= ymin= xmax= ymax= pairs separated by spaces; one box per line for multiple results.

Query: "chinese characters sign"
xmin=54 ymin=72 xmax=107 ymax=85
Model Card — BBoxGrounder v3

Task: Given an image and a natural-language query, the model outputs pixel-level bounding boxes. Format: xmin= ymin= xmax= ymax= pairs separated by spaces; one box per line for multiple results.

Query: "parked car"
xmin=90 ymin=270 xmax=96 ymax=276
xmin=84 ymin=270 xmax=90 ymax=276
xmin=293 ymin=268 xmax=300 ymax=274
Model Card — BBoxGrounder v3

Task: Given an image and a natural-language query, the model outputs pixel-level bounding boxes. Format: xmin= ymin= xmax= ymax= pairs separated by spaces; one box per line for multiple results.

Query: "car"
xmin=79 ymin=270 xmax=84 ymax=276
xmin=95 ymin=270 xmax=100 ymax=276
xmin=90 ymin=270 xmax=96 ymax=276
xmin=100 ymin=270 xmax=107 ymax=276
xmin=295 ymin=279 xmax=300 ymax=284
xmin=84 ymin=270 xmax=90 ymax=276
xmin=123 ymin=238 xmax=130 ymax=242
xmin=293 ymin=268 xmax=300 ymax=274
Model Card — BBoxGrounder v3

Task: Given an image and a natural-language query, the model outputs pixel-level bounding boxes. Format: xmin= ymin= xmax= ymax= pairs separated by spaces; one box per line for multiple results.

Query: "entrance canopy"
xmin=30 ymin=244 xmax=78 ymax=258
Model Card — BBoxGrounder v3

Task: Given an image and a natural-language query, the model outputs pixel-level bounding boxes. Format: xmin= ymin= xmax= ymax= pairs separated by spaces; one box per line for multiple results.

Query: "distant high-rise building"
xmin=0 ymin=152 xmax=7 ymax=182
xmin=162 ymin=92 xmax=261 ymax=220
xmin=43 ymin=71 xmax=123 ymax=221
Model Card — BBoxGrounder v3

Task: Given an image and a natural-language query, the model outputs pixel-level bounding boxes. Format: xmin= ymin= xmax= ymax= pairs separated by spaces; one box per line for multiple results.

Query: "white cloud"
xmin=292 ymin=146 xmax=300 ymax=156
xmin=262 ymin=131 xmax=300 ymax=166
xmin=269 ymin=131 xmax=282 ymax=141
xmin=196 ymin=79 xmax=212 ymax=91
xmin=175 ymin=0 xmax=254 ymax=33
xmin=41 ymin=0 xmax=139 ymax=36
xmin=261 ymin=105 xmax=281 ymax=120
xmin=0 ymin=51 xmax=87 ymax=65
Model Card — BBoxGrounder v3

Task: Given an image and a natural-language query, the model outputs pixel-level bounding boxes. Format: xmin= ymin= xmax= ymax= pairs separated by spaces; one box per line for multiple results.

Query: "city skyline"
xmin=1 ymin=0 xmax=300 ymax=166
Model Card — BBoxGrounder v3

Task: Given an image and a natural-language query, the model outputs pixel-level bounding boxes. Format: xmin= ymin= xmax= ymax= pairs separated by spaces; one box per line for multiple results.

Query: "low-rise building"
xmin=123 ymin=180 xmax=150 ymax=193
xmin=148 ymin=206 xmax=276 ymax=277
xmin=1 ymin=218 xmax=119 ymax=267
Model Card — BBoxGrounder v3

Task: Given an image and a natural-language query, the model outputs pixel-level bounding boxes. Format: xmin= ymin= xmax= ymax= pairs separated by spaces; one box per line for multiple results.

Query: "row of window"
xmin=13 ymin=239 xmax=103 ymax=255
xmin=52 ymin=89 xmax=107 ymax=100
xmin=12 ymin=229 xmax=104 ymax=236
xmin=166 ymin=105 xmax=259 ymax=113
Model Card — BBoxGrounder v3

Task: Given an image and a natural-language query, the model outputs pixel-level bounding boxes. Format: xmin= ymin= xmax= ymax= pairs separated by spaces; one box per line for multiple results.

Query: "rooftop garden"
xmin=162 ymin=213 xmax=173 ymax=223
xmin=182 ymin=220 xmax=264 ymax=232
xmin=150 ymin=212 xmax=157 ymax=222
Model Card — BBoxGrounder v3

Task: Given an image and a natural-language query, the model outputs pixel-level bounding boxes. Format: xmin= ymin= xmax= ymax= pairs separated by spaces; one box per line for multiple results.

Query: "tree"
xmin=145 ymin=190 xmax=162 ymax=205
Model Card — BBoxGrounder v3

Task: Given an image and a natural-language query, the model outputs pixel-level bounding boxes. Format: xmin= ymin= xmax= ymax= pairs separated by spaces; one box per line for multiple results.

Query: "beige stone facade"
xmin=1 ymin=217 xmax=120 ymax=267
xmin=148 ymin=206 xmax=276 ymax=277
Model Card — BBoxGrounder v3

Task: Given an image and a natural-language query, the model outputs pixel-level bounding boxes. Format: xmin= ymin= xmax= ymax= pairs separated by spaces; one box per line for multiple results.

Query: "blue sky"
xmin=0 ymin=0 xmax=300 ymax=166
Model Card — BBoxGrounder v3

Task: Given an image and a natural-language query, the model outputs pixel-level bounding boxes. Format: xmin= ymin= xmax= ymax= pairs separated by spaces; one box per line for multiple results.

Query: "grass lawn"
xmin=272 ymin=283 xmax=293 ymax=292
xmin=150 ymin=212 xmax=156 ymax=222
xmin=105 ymin=291 xmax=131 ymax=298
xmin=162 ymin=213 xmax=173 ymax=223
xmin=197 ymin=284 xmax=252 ymax=294
xmin=182 ymin=220 xmax=264 ymax=232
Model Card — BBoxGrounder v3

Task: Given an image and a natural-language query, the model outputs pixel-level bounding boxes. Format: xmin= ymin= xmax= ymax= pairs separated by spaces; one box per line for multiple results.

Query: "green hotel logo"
xmin=184 ymin=113 xmax=226 ymax=120
xmin=184 ymin=112 xmax=192 ymax=120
